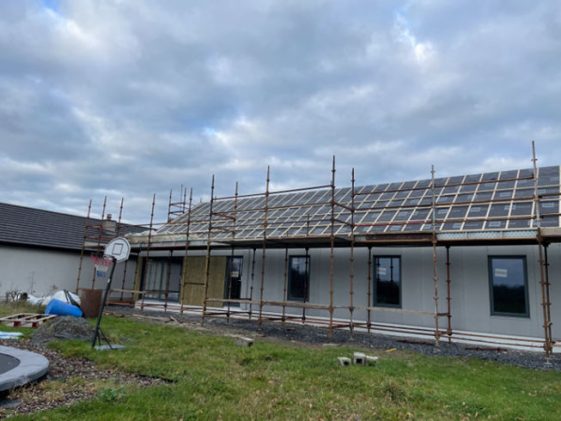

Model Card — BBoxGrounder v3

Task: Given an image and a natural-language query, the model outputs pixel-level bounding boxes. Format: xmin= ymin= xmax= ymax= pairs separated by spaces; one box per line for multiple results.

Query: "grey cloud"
xmin=0 ymin=0 xmax=560 ymax=222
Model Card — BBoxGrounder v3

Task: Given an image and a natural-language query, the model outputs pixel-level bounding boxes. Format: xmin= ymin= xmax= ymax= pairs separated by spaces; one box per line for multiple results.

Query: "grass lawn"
xmin=3 ymin=309 xmax=561 ymax=420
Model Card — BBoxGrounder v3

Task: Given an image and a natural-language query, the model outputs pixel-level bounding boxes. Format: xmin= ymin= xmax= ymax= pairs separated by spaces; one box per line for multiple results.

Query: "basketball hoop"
xmin=91 ymin=255 xmax=112 ymax=280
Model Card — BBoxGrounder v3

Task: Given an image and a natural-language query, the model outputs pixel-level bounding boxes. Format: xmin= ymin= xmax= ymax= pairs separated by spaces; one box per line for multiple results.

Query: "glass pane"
xmin=288 ymin=256 xmax=310 ymax=301
xmin=394 ymin=210 xmax=412 ymax=221
xmin=374 ymin=257 xmax=400 ymax=306
xmin=464 ymin=174 xmax=482 ymax=183
xmin=482 ymin=172 xmax=499 ymax=182
xmin=508 ymin=219 xmax=531 ymax=229
xmin=541 ymin=215 xmax=559 ymax=227
xmin=494 ymin=190 xmax=513 ymax=200
xmin=448 ymin=206 xmax=469 ymax=219
xmin=404 ymin=223 xmax=423 ymax=232
xmin=490 ymin=257 xmax=527 ymax=315
xmin=416 ymin=179 xmax=432 ymax=189
xmin=485 ymin=220 xmax=506 ymax=229
xmin=442 ymin=222 xmax=463 ymax=230
xmin=514 ymin=188 xmax=534 ymax=199
xmin=500 ymin=170 xmax=518 ymax=180
xmin=511 ymin=202 xmax=532 ymax=216
xmin=460 ymin=184 xmax=477 ymax=193
xmin=488 ymin=204 xmax=510 ymax=217
xmin=540 ymin=201 xmax=559 ymax=215
xmin=463 ymin=221 xmax=484 ymax=230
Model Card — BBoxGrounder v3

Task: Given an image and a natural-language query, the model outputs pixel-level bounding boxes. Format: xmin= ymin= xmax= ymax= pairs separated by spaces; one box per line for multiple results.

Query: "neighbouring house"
xmin=0 ymin=202 xmax=138 ymax=299
xmin=126 ymin=163 xmax=561 ymax=354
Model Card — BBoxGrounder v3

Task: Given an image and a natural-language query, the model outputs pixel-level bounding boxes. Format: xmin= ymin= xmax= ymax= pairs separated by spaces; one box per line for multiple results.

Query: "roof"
xmin=0 ymin=202 xmax=141 ymax=252
xmin=131 ymin=165 xmax=561 ymax=248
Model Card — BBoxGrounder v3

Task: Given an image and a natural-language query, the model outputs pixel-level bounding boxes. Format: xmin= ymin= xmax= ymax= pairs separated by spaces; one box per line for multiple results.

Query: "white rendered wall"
xmin=0 ymin=245 xmax=136 ymax=298
xmin=188 ymin=244 xmax=556 ymax=340
xmin=146 ymin=243 xmax=559 ymax=341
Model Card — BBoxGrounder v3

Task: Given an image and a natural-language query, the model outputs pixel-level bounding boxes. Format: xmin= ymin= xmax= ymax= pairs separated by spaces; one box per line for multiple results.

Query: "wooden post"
xmin=367 ymin=246 xmax=372 ymax=332
xmin=328 ymin=156 xmax=336 ymax=336
xmin=532 ymin=141 xmax=553 ymax=357
xmin=201 ymin=176 xmax=215 ymax=324
xmin=258 ymin=167 xmax=270 ymax=325
xmin=445 ymin=245 xmax=452 ymax=343
xmin=349 ymin=168 xmax=356 ymax=333
xmin=76 ymin=199 xmax=92 ymax=293
xmin=140 ymin=194 xmax=155 ymax=311
xmin=248 ymin=248 xmax=256 ymax=320
xmin=282 ymin=248 xmax=288 ymax=322
xmin=431 ymin=165 xmax=440 ymax=348
xmin=179 ymin=188 xmax=193 ymax=315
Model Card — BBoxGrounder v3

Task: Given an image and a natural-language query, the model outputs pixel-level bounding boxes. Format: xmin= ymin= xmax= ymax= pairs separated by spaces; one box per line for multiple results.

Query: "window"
xmin=374 ymin=256 xmax=401 ymax=307
xmin=488 ymin=256 xmax=529 ymax=317
xmin=288 ymin=256 xmax=310 ymax=301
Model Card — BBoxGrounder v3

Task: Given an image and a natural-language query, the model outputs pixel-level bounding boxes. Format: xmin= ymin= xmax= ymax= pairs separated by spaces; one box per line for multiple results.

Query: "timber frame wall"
xmin=75 ymin=144 xmax=559 ymax=357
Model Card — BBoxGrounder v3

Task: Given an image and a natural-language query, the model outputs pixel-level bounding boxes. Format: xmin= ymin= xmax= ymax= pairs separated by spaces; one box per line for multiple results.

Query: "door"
xmin=181 ymin=256 xmax=226 ymax=307
xmin=224 ymin=256 xmax=243 ymax=306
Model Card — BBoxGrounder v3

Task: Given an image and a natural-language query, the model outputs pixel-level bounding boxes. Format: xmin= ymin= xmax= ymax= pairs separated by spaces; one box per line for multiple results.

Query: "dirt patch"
xmin=0 ymin=339 xmax=165 ymax=418
xmin=31 ymin=316 xmax=95 ymax=345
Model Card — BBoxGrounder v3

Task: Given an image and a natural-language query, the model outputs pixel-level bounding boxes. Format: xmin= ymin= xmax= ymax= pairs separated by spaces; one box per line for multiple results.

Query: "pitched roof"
xmin=151 ymin=166 xmax=561 ymax=245
xmin=0 ymin=202 xmax=141 ymax=251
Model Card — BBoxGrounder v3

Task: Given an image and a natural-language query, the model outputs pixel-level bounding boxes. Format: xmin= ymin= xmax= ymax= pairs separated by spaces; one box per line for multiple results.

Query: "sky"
xmin=1 ymin=1 xmax=560 ymax=224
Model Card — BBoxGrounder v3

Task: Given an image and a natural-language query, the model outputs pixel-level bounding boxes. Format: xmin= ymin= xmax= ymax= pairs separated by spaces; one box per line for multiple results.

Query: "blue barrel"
xmin=45 ymin=299 xmax=83 ymax=317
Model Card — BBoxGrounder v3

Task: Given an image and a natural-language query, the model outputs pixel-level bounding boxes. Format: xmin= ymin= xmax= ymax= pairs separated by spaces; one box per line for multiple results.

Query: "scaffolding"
xmin=75 ymin=196 xmax=124 ymax=293
xmin=80 ymin=145 xmax=560 ymax=357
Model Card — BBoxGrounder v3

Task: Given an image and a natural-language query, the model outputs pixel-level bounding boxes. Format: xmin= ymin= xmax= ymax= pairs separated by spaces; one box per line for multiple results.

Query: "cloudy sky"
xmin=1 ymin=1 xmax=560 ymax=223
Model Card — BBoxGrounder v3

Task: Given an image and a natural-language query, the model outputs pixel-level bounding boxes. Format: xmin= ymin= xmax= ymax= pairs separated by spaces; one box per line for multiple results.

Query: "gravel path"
xmin=107 ymin=305 xmax=561 ymax=371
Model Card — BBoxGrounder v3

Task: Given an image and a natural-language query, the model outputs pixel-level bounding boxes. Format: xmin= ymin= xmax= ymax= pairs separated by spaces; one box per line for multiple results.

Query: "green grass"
xmin=8 ymin=316 xmax=561 ymax=420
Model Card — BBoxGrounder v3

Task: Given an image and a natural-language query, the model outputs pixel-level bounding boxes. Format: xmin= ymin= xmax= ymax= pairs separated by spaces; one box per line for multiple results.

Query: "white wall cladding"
xmin=195 ymin=243 xmax=558 ymax=340
xmin=0 ymin=245 xmax=136 ymax=298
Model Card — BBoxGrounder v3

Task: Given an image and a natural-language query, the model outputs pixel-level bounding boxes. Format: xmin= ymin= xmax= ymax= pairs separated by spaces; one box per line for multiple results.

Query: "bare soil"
xmin=0 ymin=338 xmax=165 ymax=418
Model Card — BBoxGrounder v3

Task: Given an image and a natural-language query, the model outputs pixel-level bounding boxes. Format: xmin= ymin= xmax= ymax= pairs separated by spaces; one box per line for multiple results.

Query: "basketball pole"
xmin=91 ymin=256 xmax=117 ymax=349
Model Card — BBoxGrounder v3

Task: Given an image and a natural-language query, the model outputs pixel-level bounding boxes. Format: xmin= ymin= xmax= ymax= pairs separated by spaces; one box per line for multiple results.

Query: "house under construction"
xmin=75 ymin=147 xmax=561 ymax=356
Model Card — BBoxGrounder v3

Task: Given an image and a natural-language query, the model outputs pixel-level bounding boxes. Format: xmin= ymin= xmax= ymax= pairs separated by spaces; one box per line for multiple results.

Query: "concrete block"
xmin=353 ymin=352 xmax=366 ymax=365
xmin=366 ymin=355 xmax=379 ymax=365
xmin=337 ymin=357 xmax=351 ymax=367
xmin=234 ymin=336 xmax=254 ymax=347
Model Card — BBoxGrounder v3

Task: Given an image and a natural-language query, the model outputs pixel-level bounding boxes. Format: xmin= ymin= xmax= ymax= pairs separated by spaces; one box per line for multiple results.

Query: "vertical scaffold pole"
xmin=367 ymin=246 xmax=372 ymax=332
xmin=282 ymin=248 xmax=288 ymax=322
xmin=328 ymin=156 xmax=336 ymax=336
xmin=248 ymin=248 xmax=256 ymax=320
xmin=445 ymin=245 xmax=452 ymax=343
xmin=140 ymin=194 xmax=156 ymax=311
xmin=532 ymin=141 xmax=553 ymax=357
xmin=349 ymin=168 xmax=356 ymax=333
xmin=164 ymin=250 xmax=173 ymax=312
xmin=303 ymin=247 xmax=309 ymax=324
xmin=91 ymin=196 xmax=107 ymax=289
xmin=116 ymin=198 xmax=129 ymax=301
xmin=543 ymin=245 xmax=553 ymax=355
xmin=226 ymin=182 xmax=239 ymax=323
xmin=76 ymin=199 xmax=92 ymax=293
xmin=202 ymin=176 xmax=215 ymax=325
xmin=115 ymin=197 xmax=124 ymax=237
xmin=258 ymin=167 xmax=271 ymax=325
xmin=179 ymin=188 xmax=193 ymax=315
xmin=431 ymin=165 xmax=441 ymax=349
xmin=167 ymin=189 xmax=173 ymax=223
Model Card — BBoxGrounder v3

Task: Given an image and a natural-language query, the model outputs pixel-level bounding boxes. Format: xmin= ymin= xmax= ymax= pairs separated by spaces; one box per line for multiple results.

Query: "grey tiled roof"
xmin=0 ymin=202 xmax=141 ymax=251
xmin=156 ymin=166 xmax=560 ymax=241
